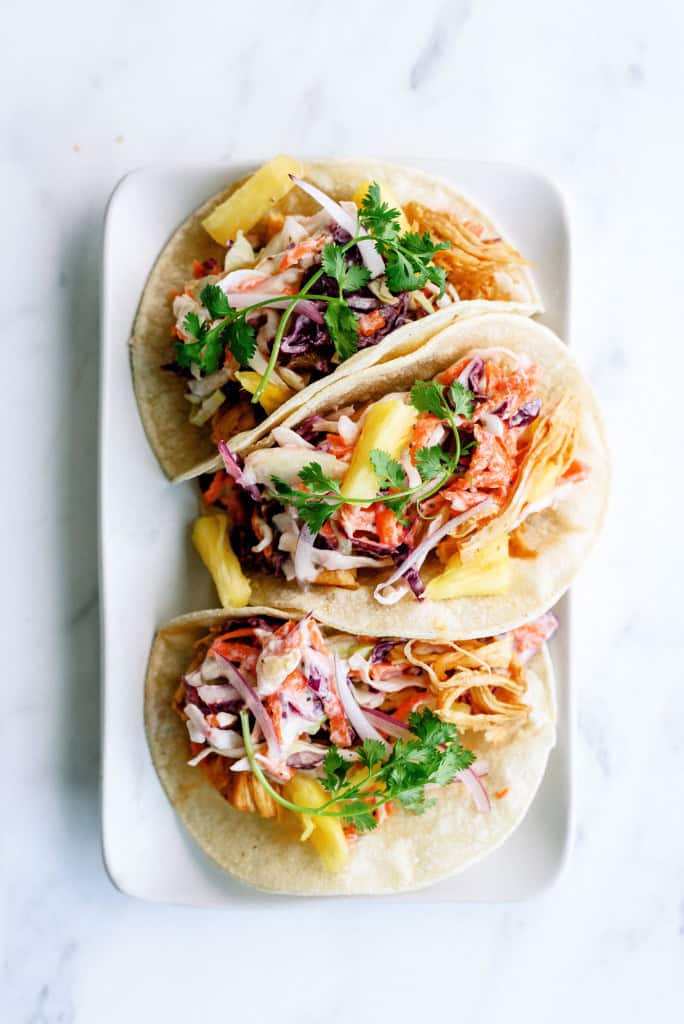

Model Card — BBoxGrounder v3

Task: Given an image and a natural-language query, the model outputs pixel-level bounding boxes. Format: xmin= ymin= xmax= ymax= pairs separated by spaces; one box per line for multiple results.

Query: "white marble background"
xmin=2 ymin=0 xmax=682 ymax=1019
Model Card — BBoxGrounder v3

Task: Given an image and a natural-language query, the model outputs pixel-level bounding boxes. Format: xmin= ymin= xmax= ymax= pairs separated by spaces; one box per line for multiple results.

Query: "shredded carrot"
xmin=358 ymin=310 xmax=386 ymax=336
xmin=409 ymin=413 xmax=442 ymax=462
xmin=210 ymin=641 xmax=259 ymax=664
xmin=193 ymin=259 xmax=205 ymax=279
xmin=392 ymin=692 xmax=426 ymax=722
xmin=375 ymin=504 xmax=405 ymax=546
xmin=438 ymin=356 xmax=473 ymax=386
xmin=325 ymin=433 xmax=354 ymax=460
xmin=495 ymin=788 xmax=509 ymax=800
xmin=210 ymin=628 xmax=258 ymax=645
xmin=278 ymin=237 xmax=324 ymax=272
xmin=202 ymin=470 xmax=227 ymax=507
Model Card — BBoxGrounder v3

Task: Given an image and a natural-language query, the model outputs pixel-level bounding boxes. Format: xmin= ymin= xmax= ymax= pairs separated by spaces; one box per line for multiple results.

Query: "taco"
xmin=192 ymin=313 xmax=608 ymax=639
xmin=145 ymin=606 xmax=557 ymax=895
xmin=131 ymin=156 xmax=541 ymax=480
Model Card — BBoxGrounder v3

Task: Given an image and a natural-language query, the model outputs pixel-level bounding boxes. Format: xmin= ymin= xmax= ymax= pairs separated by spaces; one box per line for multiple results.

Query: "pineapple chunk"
xmin=192 ymin=514 xmax=251 ymax=608
xmin=202 ymin=155 xmax=303 ymax=246
xmin=341 ymin=400 xmax=418 ymax=501
xmin=425 ymin=536 xmax=511 ymax=600
xmin=283 ymin=775 xmax=349 ymax=873
xmin=352 ymin=179 xmax=411 ymax=233
xmin=235 ymin=370 xmax=293 ymax=414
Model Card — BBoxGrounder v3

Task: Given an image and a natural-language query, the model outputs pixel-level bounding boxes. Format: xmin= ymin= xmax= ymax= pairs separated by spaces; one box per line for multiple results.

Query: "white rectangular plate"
xmin=100 ymin=159 xmax=572 ymax=904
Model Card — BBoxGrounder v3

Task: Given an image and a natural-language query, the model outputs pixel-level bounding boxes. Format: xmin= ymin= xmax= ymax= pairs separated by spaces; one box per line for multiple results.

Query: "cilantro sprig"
xmin=359 ymin=183 xmax=450 ymax=295
xmin=174 ymin=287 xmax=257 ymax=373
xmin=175 ymin=182 xmax=451 ymax=400
xmin=267 ymin=378 xmax=476 ymax=531
xmin=240 ymin=707 xmax=476 ymax=830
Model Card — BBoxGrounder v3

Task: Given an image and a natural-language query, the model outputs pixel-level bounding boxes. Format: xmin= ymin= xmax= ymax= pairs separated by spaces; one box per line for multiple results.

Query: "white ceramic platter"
xmin=100 ymin=159 xmax=571 ymax=904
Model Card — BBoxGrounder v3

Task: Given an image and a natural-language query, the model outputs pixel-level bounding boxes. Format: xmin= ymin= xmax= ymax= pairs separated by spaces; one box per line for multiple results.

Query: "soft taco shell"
xmin=130 ymin=159 xmax=542 ymax=480
xmin=216 ymin=313 xmax=609 ymax=639
xmin=144 ymin=606 xmax=556 ymax=895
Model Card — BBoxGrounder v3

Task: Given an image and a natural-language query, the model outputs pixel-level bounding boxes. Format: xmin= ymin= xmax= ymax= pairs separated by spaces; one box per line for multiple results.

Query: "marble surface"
xmin=2 ymin=0 xmax=682 ymax=1019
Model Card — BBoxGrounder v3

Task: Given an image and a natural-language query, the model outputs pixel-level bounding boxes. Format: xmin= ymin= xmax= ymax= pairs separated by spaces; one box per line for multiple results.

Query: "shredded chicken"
xmin=404 ymin=201 xmax=526 ymax=300
xmin=416 ymin=637 xmax=531 ymax=743
xmin=210 ymin=393 xmax=258 ymax=445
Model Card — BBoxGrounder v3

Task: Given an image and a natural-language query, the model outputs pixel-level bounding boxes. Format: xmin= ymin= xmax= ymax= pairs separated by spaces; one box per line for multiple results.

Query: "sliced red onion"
xmin=290 ymin=174 xmax=357 ymax=234
xmin=290 ymin=174 xmax=384 ymax=279
xmin=217 ymin=441 xmax=261 ymax=499
xmin=403 ymin=565 xmax=425 ymax=601
xmin=355 ymin=232 xmax=386 ymax=280
xmin=373 ymin=500 xmax=494 ymax=605
xmin=213 ymin=655 xmax=281 ymax=764
xmin=363 ymin=708 xmax=414 ymax=740
xmin=334 ymin=656 xmax=389 ymax=747
xmin=470 ymin=759 xmax=488 ymax=778
xmin=455 ymin=767 xmax=491 ymax=813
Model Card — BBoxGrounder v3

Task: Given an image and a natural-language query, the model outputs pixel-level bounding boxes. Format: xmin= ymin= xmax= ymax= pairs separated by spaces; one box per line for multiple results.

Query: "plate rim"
xmin=99 ymin=157 xmax=574 ymax=904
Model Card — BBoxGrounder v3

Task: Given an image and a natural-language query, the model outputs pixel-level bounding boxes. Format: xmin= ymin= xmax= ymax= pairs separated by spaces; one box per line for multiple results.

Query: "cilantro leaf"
xmin=358 ymin=739 xmax=386 ymax=771
xmin=243 ymin=704 xmax=478 ymax=834
xmin=321 ymin=244 xmax=371 ymax=295
xmin=175 ymin=313 xmax=227 ymax=375
xmin=321 ymin=747 xmax=350 ymax=794
xmin=183 ymin=311 xmax=204 ymax=340
xmin=396 ymin=788 xmax=431 ymax=813
xmin=298 ymin=463 xmax=343 ymax=496
xmin=270 ymin=476 xmax=339 ymax=533
xmin=358 ymin=182 xmax=402 ymax=243
xmin=370 ymin=449 xmax=407 ymax=490
xmin=200 ymin=284 xmax=232 ymax=319
xmin=321 ymin=243 xmax=346 ymax=282
xmin=324 ymin=299 xmax=359 ymax=362
xmin=342 ymin=263 xmax=372 ymax=293
xmin=269 ymin=463 xmax=343 ymax=532
xmin=385 ymin=231 xmax=450 ymax=296
xmin=342 ymin=802 xmax=377 ymax=832
xmin=409 ymin=379 xmax=475 ymax=422
xmin=431 ymin=744 xmax=475 ymax=786
xmin=224 ymin=317 xmax=257 ymax=367
xmin=408 ymin=707 xmax=456 ymax=746
xmin=448 ymin=380 xmax=475 ymax=419
xmin=198 ymin=321 xmax=229 ymax=375
xmin=174 ymin=337 xmax=204 ymax=369
xmin=410 ymin=380 xmax=449 ymax=419
xmin=414 ymin=444 xmax=452 ymax=482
